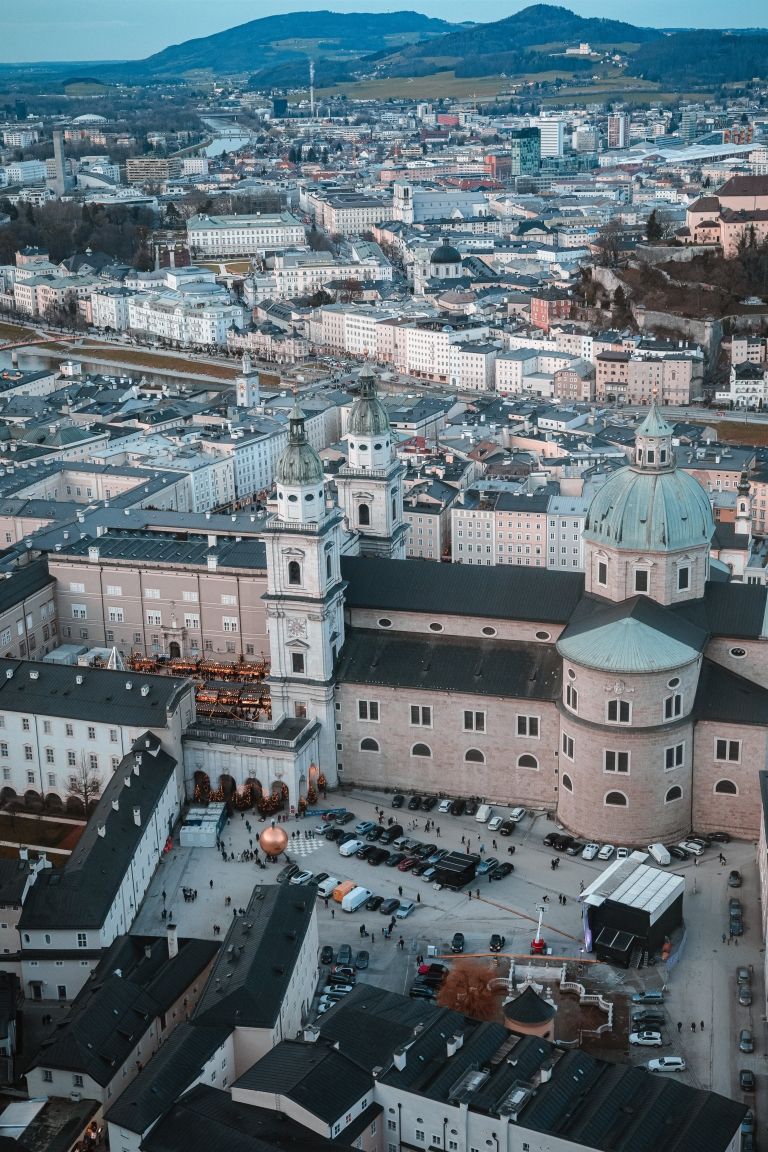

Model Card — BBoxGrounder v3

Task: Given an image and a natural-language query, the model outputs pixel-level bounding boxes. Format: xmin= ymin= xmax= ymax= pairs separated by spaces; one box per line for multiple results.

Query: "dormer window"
xmin=647 ymin=449 xmax=655 ymax=464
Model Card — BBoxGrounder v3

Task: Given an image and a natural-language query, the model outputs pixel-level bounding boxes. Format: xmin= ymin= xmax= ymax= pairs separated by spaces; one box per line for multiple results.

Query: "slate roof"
xmin=336 ymin=628 xmax=561 ymax=701
xmin=504 ymin=985 xmax=557 ymax=1025
xmin=557 ymin=595 xmax=708 ymax=674
xmin=693 ymin=659 xmax=768 ymax=727
xmin=19 ymin=745 xmax=178 ymax=930
xmin=104 ymin=1021 xmax=231 ymax=1134
xmin=193 ymin=884 xmax=314 ymax=1029
xmin=0 ymin=858 xmax=33 ymax=906
xmin=318 ymin=983 xmax=447 ymax=1071
xmin=0 ymin=659 xmax=190 ymax=725
xmin=340 ymin=556 xmax=584 ymax=624
xmin=234 ymin=1039 xmax=371 ymax=1124
xmin=673 ymin=580 xmax=767 ymax=639
xmin=57 ymin=533 xmax=267 ymax=571
xmin=0 ymin=560 xmax=53 ymax=615
xmin=33 ymin=935 xmax=218 ymax=1085
xmin=140 ymin=1084 xmax=356 ymax=1152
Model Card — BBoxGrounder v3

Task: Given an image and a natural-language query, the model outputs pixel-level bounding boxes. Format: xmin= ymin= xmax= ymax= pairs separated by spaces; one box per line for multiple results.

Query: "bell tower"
xmin=336 ymin=363 xmax=408 ymax=558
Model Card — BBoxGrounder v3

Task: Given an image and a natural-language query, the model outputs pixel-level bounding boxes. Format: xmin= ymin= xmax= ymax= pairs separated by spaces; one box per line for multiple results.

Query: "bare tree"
xmin=67 ymin=758 xmax=102 ymax=814
xmin=436 ymin=959 xmax=499 ymax=1020
xmin=594 ymin=220 xmax=625 ymax=268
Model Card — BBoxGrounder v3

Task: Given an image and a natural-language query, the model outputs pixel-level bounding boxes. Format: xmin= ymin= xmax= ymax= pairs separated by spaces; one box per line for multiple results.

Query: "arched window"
xmin=288 ymin=560 xmax=301 ymax=586
xmin=326 ymin=554 xmax=332 ymax=579
xmin=561 ymin=773 xmax=573 ymax=793
xmin=358 ymin=503 xmax=370 ymax=527
xmin=605 ymin=790 xmax=627 ymax=807
xmin=411 ymin=743 xmax=432 ymax=758
xmin=464 ymin=749 xmax=485 ymax=763
xmin=360 ymin=738 xmax=379 ymax=753
xmin=665 ymin=785 xmax=682 ymax=803
xmin=392 ymin=497 xmax=397 ymax=520
xmin=714 ymin=778 xmax=738 ymax=795
xmin=518 ymin=754 xmax=538 ymax=770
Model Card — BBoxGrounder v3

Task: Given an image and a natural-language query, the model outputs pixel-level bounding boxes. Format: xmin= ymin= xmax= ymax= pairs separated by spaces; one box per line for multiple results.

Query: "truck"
xmin=333 ymin=879 xmax=355 ymax=903
xmin=431 ymin=851 xmax=480 ymax=891
xmin=342 ymin=886 xmax=372 ymax=913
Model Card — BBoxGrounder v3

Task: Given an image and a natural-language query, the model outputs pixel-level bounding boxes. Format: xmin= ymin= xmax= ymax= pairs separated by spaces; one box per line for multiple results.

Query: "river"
xmin=201 ymin=117 xmax=252 ymax=157
xmin=0 ymin=347 xmax=226 ymax=390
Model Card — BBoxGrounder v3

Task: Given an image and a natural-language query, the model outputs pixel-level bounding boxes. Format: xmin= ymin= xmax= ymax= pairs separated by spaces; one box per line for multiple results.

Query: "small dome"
xmin=276 ymin=402 xmax=324 ymax=486
xmin=348 ymin=366 xmax=390 ymax=438
xmin=430 ymin=242 xmax=462 ymax=265
xmin=504 ymin=986 xmax=557 ymax=1026
xmin=584 ymin=467 xmax=714 ymax=552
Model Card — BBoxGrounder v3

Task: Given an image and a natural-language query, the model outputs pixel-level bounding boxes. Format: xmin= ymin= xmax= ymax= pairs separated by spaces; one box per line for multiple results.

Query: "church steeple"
xmin=634 ymin=397 xmax=674 ymax=472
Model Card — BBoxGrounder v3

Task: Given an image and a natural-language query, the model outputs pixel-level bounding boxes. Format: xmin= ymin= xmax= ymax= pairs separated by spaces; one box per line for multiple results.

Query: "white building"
xmin=531 ymin=118 xmax=566 ymax=157
xmin=186 ymin=213 xmax=306 ymax=257
xmin=127 ymin=293 xmax=247 ymax=348
xmin=272 ymin=250 xmax=391 ymax=298
xmin=4 ymin=160 xmax=47 ymax=185
xmin=90 ymin=286 xmax=136 ymax=331
xmin=2 ymin=129 xmax=39 ymax=148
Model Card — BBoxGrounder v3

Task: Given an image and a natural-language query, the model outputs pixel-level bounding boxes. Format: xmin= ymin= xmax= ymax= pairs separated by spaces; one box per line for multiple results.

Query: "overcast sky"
xmin=2 ymin=0 xmax=767 ymax=63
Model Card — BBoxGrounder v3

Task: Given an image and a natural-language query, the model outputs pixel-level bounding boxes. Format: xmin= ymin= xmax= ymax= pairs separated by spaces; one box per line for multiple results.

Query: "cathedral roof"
xmin=557 ymin=595 xmax=707 ymax=674
xmin=583 ymin=460 xmax=714 ymax=552
xmin=275 ymin=402 xmax=324 ymax=487
xmin=430 ymin=242 xmax=462 ymax=265
xmin=347 ymin=366 xmax=390 ymax=438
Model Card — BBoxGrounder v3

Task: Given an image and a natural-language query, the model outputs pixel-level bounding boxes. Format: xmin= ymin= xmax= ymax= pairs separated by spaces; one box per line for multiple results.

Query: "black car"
xmin=489 ymin=933 xmax=506 ymax=953
xmin=451 ymin=932 xmax=465 ymax=953
xmin=314 ymin=872 xmax=329 ymax=885
xmin=499 ymin=820 xmax=516 ymax=836
xmin=730 ymin=916 xmax=744 ymax=937
xmin=355 ymin=950 xmax=369 ymax=970
xmin=451 ymin=798 xmax=466 ymax=816
xmin=366 ymin=894 xmax=384 ymax=911
xmin=338 ymin=831 xmax=357 ymax=846
xmin=553 ymin=835 xmax=576 ymax=852
xmin=329 ymin=970 xmax=356 ymax=987
xmin=415 ymin=843 xmax=437 ymax=859
xmin=380 ymin=898 xmax=400 ymax=915
xmin=491 ymin=862 xmax=514 ymax=880
xmin=566 ymin=841 xmax=585 ymax=856
xmin=368 ymin=847 xmax=390 ymax=866
xmin=421 ymin=796 xmax=437 ymax=811
xmin=391 ymin=794 xmax=405 ymax=808
xmin=366 ymin=826 xmax=385 ymax=842
xmin=320 ymin=945 xmax=334 ymax=965
xmin=543 ymin=832 xmax=559 ymax=848
xmin=385 ymin=852 xmax=405 ymax=867
xmin=408 ymin=795 xmax=423 ymax=810
xmin=338 ymin=811 xmax=355 ymax=825
xmin=337 ymin=944 xmax=352 ymax=966
xmin=277 ymin=863 xmax=300 ymax=884
xmin=668 ymin=845 xmax=689 ymax=860
xmin=411 ymin=861 xmax=431 ymax=877
xmin=706 ymin=831 xmax=731 ymax=843
xmin=356 ymin=844 xmax=375 ymax=860
xmin=631 ymin=1010 xmax=665 ymax=1028
xmin=464 ymin=800 xmax=478 ymax=816
xmin=740 ymin=1069 xmax=756 ymax=1091
xmin=325 ymin=826 xmax=344 ymax=842
xmin=409 ymin=983 xmax=437 ymax=999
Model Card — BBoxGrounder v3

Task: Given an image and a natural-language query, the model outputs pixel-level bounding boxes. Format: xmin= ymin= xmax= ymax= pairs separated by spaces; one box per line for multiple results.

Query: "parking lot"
xmin=133 ymin=786 xmax=764 ymax=1126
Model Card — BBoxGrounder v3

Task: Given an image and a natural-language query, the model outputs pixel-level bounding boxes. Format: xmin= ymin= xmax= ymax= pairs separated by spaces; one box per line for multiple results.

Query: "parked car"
xmin=581 ymin=843 xmax=600 ymax=860
xmin=356 ymin=844 xmax=375 ymax=860
xmin=338 ymin=812 xmax=355 ymax=824
xmin=492 ymin=862 xmax=514 ymax=880
xmin=739 ymin=984 xmax=752 ymax=1006
xmin=707 ymin=831 xmax=731 ymax=843
xmin=499 ymin=820 xmax=516 ymax=837
xmin=391 ymin=794 xmax=405 ymax=808
xmin=396 ymin=900 xmax=415 ymax=919
xmin=427 ymin=848 xmax=448 ymax=865
xmin=729 ymin=897 xmax=742 ymax=916
xmin=322 ymin=983 xmax=354 ymax=995
xmin=647 ymin=1057 xmax=686 ymax=1073
xmin=566 ymin=841 xmax=585 ymax=856
xmin=355 ymin=821 xmax=376 ymax=836
xmin=421 ymin=796 xmax=437 ymax=811
xmin=277 ymin=863 xmax=300 ymax=883
xmin=667 ymin=845 xmax=688 ymax=861
xmin=739 ymin=1069 xmax=756 ymax=1092
xmin=477 ymin=857 xmax=499 ymax=875
xmin=678 ymin=840 xmax=705 ymax=856
xmin=464 ymin=800 xmax=478 ymax=816
xmin=329 ymin=967 xmax=355 ymax=984
xmin=320 ymin=945 xmax=334 ymax=965
xmin=368 ymin=847 xmax=390 ymax=866
xmin=631 ymin=990 xmax=665 ymax=1004
xmin=543 ymin=832 xmax=560 ymax=848
xmin=365 ymin=895 xmax=384 ymax=911
xmin=339 ymin=838 xmax=364 ymax=857
xmin=379 ymin=898 xmax=400 ymax=915
xmin=316 ymin=999 xmax=341 ymax=1014
xmin=739 ymin=1028 xmax=754 ymax=1053
xmin=355 ymin=950 xmax=369 ymax=970
xmin=397 ymin=856 xmax=419 ymax=872
xmin=451 ymin=798 xmax=466 ymax=816
xmin=741 ymin=1112 xmax=755 ymax=1136
xmin=421 ymin=867 xmax=437 ymax=883
xmin=290 ymin=870 xmax=314 ymax=885
xmin=616 ymin=847 xmax=630 ymax=860
xmin=366 ymin=826 xmax=385 ymax=842
xmin=451 ymin=932 xmax=465 ymax=953
xmin=629 ymin=1031 xmax=663 ymax=1047
xmin=728 ymin=870 xmax=742 ymax=888
xmin=488 ymin=816 xmax=504 ymax=832
xmin=553 ymin=835 xmax=576 ymax=852
xmin=336 ymin=944 xmax=352 ymax=966
xmin=489 ymin=933 xmax=505 ymax=953
xmin=411 ymin=861 xmax=431 ymax=877
xmin=325 ymin=827 xmax=345 ymax=842
xmin=385 ymin=852 xmax=405 ymax=868
xmin=409 ymin=983 xmax=437 ymax=999
xmin=418 ymin=961 xmax=449 ymax=980
xmin=632 ymin=1011 xmax=665 ymax=1028
xmin=415 ymin=843 xmax=437 ymax=859
xmin=315 ymin=873 xmax=329 ymax=886
xmin=408 ymin=795 xmax=423 ymax=810
xmin=730 ymin=916 xmax=744 ymax=937
xmin=438 ymin=799 xmax=453 ymax=813
xmin=509 ymin=807 xmax=526 ymax=823
xmin=598 ymin=844 xmax=615 ymax=861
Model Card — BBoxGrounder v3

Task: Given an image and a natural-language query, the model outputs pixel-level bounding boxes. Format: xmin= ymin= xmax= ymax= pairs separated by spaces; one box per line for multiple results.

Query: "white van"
xmin=317 ymin=876 xmax=339 ymax=899
xmin=647 ymin=843 xmax=671 ymax=867
xmin=475 ymin=804 xmax=493 ymax=824
xmin=342 ymin=886 xmax=371 ymax=913
xmin=339 ymin=838 xmax=363 ymax=857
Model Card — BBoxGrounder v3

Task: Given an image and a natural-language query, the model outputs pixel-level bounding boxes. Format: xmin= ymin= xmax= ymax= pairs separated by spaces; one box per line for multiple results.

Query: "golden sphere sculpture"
xmin=260 ymin=822 xmax=289 ymax=856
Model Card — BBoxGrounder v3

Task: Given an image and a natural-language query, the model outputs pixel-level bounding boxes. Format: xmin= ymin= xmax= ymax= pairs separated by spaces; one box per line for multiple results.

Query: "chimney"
xmin=112 ymin=798 xmax=119 ymax=812
xmin=97 ymin=825 xmax=106 ymax=838
xmin=133 ymin=806 xmax=141 ymax=827
xmin=207 ymin=552 xmax=218 ymax=571
xmin=88 ymin=545 xmax=100 ymax=563
xmin=540 ymin=1061 xmax=554 ymax=1084
xmin=144 ymin=943 xmax=152 ymax=960
xmin=447 ymin=1032 xmax=465 ymax=1057
xmin=393 ymin=1046 xmax=407 ymax=1071
xmin=124 ymin=775 xmax=131 ymax=788
xmin=167 ymin=923 xmax=178 ymax=960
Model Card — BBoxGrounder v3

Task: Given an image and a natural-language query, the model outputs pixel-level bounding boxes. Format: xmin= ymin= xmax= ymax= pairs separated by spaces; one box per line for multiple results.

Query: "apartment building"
xmin=547 ymin=494 xmax=589 ymax=570
xmin=608 ymin=113 xmax=629 ymax=149
xmin=595 ymin=350 xmax=695 ymax=405
xmin=403 ymin=479 xmax=457 ymax=561
xmin=90 ymin=286 xmax=137 ymax=330
xmin=272 ymin=250 xmax=391 ymax=298
xmin=452 ymin=489 xmax=552 ymax=567
xmin=186 ymin=213 xmax=306 ymax=256
xmin=127 ymin=294 xmax=247 ymax=348
xmin=125 ymin=157 xmax=183 ymax=184
xmin=0 ymin=560 xmax=57 ymax=662
xmin=306 ymin=191 xmax=392 ymax=236
xmin=48 ymin=533 xmax=269 ymax=663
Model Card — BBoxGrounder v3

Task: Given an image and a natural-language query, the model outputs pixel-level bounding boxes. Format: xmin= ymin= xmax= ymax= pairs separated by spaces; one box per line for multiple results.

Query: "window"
xmin=518 ymin=754 xmax=538 ymax=769
xmin=184 ymin=614 xmax=200 ymax=629
xmin=145 ymin=587 xmax=160 ymax=599
xmin=410 ymin=705 xmax=431 ymax=727
xmin=77 ymin=933 xmax=87 ymax=948
xmin=109 ymin=729 xmax=118 ymax=743
xmin=222 ymin=617 xmax=238 ymax=633
xmin=45 ymin=748 xmax=54 ymax=764
xmin=107 ymin=607 xmax=124 ymax=623
xmin=516 ymin=715 xmax=539 ymax=737
xmin=47 ymin=773 xmax=56 ymax=787
xmin=387 ymin=1121 xmax=397 ymax=1132
xmin=360 ymin=738 xmax=379 ymax=752
xmin=729 ymin=647 xmax=746 ymax=658
xmin=288 ymin=560 xmax=301 ymax=586
xmin=89 ymin=754 xmax=98 ymax=772
xmin=358 ymin=503 xmax=370 ymax=526
xmin=605 ymin=791 xmax=627 ymax=806
xmin=87 ymin=726 xmax=95 ymax=740
xmin=73 ymin=1075 xmax=83 ymax=1088
xmin=221 ymin=594 xmax=236 ymax=606
xmin=358 ymin=700 xmax=379 ymax=722
xmin=464 ymin=710 xmax=486 ymax=733
xmin=597 ymin=560 xmax=607 ymax=585
xmin=26 ymin=770 xmax=34 ymax=783
xmin=714 ymin=778 xmax=738 ymax=795
xmin=561 ymin=772 xmax=573 ymax=792
xmin=429 ymin=622 xmax=443 ymax=632
xmin=561 ymin=732 xmax=574 ymax=760
xmin=0 ymin=747 xmax=6 ymax=760
xmin=71 ymin=604 xmax=87 ymax=620
xmin=464 ymin=748 xmax=485 ymax=763
xmin=24 ymin=746 xmax=33 ymax=762
xmin=22 ymin=717 xmax=30 ymax=731
xmin=67 ymin=751 xmax=76 ymax=767
xmin=106 ymin=585 xmax=122 ymax=597
xmin=378 ymin=618 xmax=392 ymax=628
xmin=291 ymin=652 xmax=305 ymax=674
xmin=65 ymin=723 xmax=74 ymax=737
xmin=665 ymin=785 xmax=682 ymax=803
xmin=565 ymin=683 xmax=578 ymax=711
xmin=415 ymin=1133 xmax=425 ymax=1144
xmin=411 ymin=743 xmax=432 ymax=758
xmin=42 ymin=1070 xmax=52 ymax=1083
xmin=634 ymin=569 xmax=649 ymax=593
xmin=69 ymin=582 xmax=84 ymax=593
xmin=715 ymin=739 xmax=740 ymax=762
xmin=605 ymin=750 xmax=629 ymax=773
xmin=607 ymin=699 xmax=631 ymax=724
xmin=146 ymin=611 xmax=161 ymax=627
xmin=677 ymin=566 xmax=690 ymax=591
xmin=664 ymin=693 xmax=682 ymax=720
xmin=183 ymin=590 xmax=198 ymax=602
xmin=665 ymin=743 xmax=684 ymax=770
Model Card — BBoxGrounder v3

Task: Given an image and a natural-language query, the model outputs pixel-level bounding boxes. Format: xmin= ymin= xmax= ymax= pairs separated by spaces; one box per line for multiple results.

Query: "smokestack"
xmin=52 ymin=130 xmax=66 ymax=198
xmin=309 ymin=59 xmax=315 ymax=119
xmin=167 ymin=923 xmax=178 ymax=959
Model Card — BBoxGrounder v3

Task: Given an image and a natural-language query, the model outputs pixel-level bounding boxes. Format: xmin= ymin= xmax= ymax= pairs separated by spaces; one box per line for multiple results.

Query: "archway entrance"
xmin=169 ymin=641 xmax=181 ymax=659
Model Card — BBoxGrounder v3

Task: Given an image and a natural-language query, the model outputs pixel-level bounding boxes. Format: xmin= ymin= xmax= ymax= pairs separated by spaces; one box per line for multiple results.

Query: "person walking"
xmin=722 ymin=933 xmax=727 ymax=944
xmin=416 ymin=892 xmax=420 ymax=903
xmin=209 ymin=879 xmax=214 ymax=889
xmin=690 ymin=1022 xmax=696 ymax=1032
xmin=677 ymin=1021 xmax=682 ymax=1034
xmin=476 ymin=889 xmax=480 ymax=900
xmin=398 ymin=886 xmax=403 ymax=897
xmin=700 ymin=1020 xmax=704 ymax=1031
xmin=398 ymin=937 xmax=405 ymax=951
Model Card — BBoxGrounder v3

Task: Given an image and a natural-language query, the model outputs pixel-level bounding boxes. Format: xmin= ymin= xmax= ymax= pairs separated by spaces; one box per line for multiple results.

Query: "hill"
xmin=133 ymin=10 xmax=462 ymax=78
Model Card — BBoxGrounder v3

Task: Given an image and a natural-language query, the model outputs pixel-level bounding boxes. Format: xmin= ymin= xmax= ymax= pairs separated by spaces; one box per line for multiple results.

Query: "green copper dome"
xmin=276 ymin=402 xmax=324 ymax=486
xmin=348 ymin=366 xmax=390 ymax=438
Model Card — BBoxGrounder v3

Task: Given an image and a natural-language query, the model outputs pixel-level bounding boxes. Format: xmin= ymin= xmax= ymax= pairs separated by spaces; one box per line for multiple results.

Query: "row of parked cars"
xmin=542 ymin=831 xmax=731 ymax=865
xmin=390 ymin=795 xmax=527 ymax=825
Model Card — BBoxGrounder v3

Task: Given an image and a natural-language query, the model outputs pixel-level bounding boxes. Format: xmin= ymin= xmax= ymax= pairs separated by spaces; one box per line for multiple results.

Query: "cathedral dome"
xmin=276 ymin=402 xmax=324 ymax=487
xmin=430 ymin=242 xmax=462 ymax=265
xmin=348 ymin=366 xmax=391 ymax=438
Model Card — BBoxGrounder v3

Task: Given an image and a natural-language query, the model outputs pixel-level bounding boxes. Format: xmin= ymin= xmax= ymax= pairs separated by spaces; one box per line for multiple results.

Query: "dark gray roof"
xmin=105 ymin=1022 xmax=231 ymax=1133
xmin=234 ymin=1040 xmax=371 ymax=1124
xmin=559 ymin=594 xmax=708 ymax=652
xmin=141 ymin=1084 xmax=356 ymax=1152
xmin=0 ymin=659 xmax=190 ymax=726
xmin=0 ymin=858 xmax=34 ymax=905
xmin=0 ymin=560 xmax=53 ymax=616
xmin=673 ymin=580 xmax=768 ymax=639
xmin=56 ymin=533 xmax=266 ymax=571
xmin=193 ymin=885 xmax=315 ymax=1029
xmin=318 ymin=984 xmax=447 ymax=1071
xmin=694 ymin=659 xmax=768 ymax=726
xmin=20 ymin=745 xmax=179 ymax=930
xmin=33 ymin=935 xmax=218 ymax=1086
xmin=504 ymin=985 xmax=557 ymax=1024
xmin=340 ymin=556 xmax=584 ymax=624
xmin=336 ymin=628 xmax=560 ymax=701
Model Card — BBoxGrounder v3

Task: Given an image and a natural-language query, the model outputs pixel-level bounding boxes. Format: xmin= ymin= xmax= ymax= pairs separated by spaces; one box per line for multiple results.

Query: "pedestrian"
xmin=492 ymin=840 xmax=498 ymax=850
xmin=161 ymin=889 xmax=167 ymax=902
xmin=542 ymin=894 xmax=549 ymax=902
xmin=461 ymin=834 xmax=465 ymax=845
xmin=476 ymin=889 xmax=480 ymax=899
xmin=734 ymin=937 xmax=738 ymax=945
xmin=562 ymin=896 xmax=567 ymax=906
xmin=398 ymin=937 xmax=405 ymax=951
xmin=468 ymin=890 xmax=472 ymax=901
xmin=677 ymin=1021 xmax=682 ymax=1034
xmin=416 ymin=892 xmax=420 ymax=903
xmin=436 ymin=826 xmax=441 ymax=837
xmin=398 ymin=885 xmax=403 ymax=897
xmin=722 ymin=933 xmax=727 ymax=944
xmin=700 ymin=1020 xmax=704 ymax=1031
xmin=324 ymin=897 xmax=329 ymax=910
xmin=371 ymin=933 xmax=375 ymax=946
xmin=722 ymin=856 xmax=726 ymax=865
xmin=209 ymin=879 xmax=214 ymax=889
xmin=691 ymin=1022 xmax=696 ymax=1032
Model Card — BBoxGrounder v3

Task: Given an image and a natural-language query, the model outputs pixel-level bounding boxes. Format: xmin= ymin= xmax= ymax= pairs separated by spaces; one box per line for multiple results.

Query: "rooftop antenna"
xmin=309 ymin=59 xmax=315 ymax=119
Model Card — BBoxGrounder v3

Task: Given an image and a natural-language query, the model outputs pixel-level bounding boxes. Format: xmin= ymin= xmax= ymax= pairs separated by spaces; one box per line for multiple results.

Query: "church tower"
xmin=264 ymin=402 xmax=345 ymax=783
xmin=336 ymin=363 xmax=408 ymax=558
